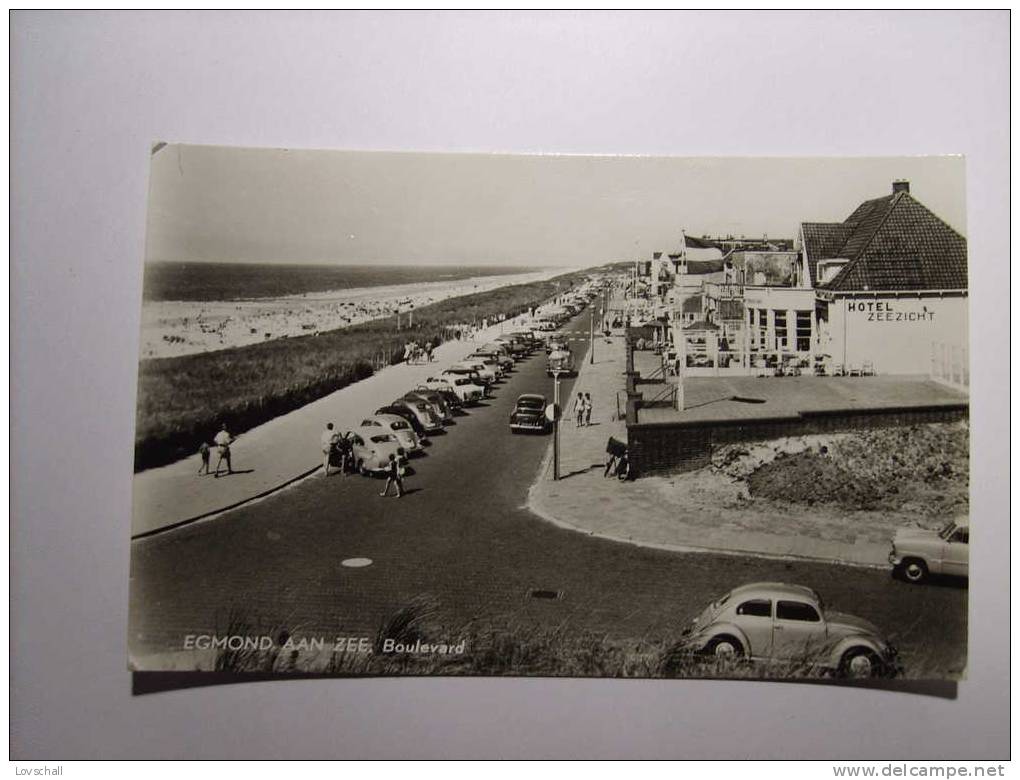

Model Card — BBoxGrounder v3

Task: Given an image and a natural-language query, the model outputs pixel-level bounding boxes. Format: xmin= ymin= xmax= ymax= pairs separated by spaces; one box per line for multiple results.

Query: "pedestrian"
xmin=212 ymin=423 xmax=234 ymax=477
xmin=379 ymin=453 xmax=405 ymax=498
xmin=616 ymin=451 xmax=630 ymax=481
xmin=197 ymin=441 xmax=211 ymax=475
xmin=425 ymin=341 xmax=434 ymax=362
xmin=321 ymin=422 xmax=338 ymax=477
xmin=583 ymin=392 xmax=593 ymax=426
xmin=573 ymin=392 xmax=585 ymax=426
xmin=338 ymin=431 xmax=352 ymax=475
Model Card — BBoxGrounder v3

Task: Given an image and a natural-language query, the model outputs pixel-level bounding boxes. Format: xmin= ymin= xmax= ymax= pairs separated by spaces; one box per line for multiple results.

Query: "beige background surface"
xmin=10 ymin=10 xmax=1009 ymax=759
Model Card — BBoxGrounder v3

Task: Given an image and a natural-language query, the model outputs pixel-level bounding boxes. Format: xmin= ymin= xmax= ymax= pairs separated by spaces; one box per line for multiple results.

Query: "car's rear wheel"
xmin=839 ymin=647 xmax=882 ymax=678
xmin=900 ymin=558 xmax=929 ymax=584
xmin=705 ymin=636 xmax=742 ymax=659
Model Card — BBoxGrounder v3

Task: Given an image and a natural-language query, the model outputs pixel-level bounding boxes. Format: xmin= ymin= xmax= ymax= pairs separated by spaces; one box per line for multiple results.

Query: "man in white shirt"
xmin=321 ymin=422 xmax=339 ymax=477
xmin=213 ymin=423 xmax=234 ymax=477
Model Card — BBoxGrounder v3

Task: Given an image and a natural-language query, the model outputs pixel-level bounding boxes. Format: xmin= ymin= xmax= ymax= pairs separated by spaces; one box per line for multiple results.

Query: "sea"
xmin=143 ymin=262 xmax=543 ymax=302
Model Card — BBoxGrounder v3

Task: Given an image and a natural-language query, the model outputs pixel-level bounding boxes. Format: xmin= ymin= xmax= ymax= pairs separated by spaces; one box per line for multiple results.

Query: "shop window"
xmin=796 ymin=311 xmax=812 ymax=352
xmin=774 ymin=311 xmax=787 ymax=349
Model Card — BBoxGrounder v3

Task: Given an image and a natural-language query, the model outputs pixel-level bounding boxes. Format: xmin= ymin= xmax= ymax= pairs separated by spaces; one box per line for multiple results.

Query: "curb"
xmin=131 ymin=465 xmax=321 ymax=541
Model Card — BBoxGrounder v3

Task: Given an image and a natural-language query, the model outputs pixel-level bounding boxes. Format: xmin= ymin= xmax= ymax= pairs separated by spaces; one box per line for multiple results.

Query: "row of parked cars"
xmin=341 ymin=328 xmax=548 ymax=475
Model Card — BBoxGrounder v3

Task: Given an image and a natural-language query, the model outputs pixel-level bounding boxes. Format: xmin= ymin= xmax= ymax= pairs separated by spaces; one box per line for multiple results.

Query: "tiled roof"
xmin=684 ymin=319 xmax=720 ymax=331
xmin=801 ymin=223 xmax=854 ymax=285
xmin=802 ymin=192 xmax=967 ymax=291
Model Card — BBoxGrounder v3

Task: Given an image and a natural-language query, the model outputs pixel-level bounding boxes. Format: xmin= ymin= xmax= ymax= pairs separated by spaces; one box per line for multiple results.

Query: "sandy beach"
xmin=140 ymin=267 xmax=574 ymax=359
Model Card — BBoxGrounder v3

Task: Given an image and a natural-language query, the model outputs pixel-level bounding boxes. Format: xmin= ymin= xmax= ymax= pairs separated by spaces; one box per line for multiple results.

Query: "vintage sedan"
xmin=390 ymin=397 xmax=444 ymax=434
xmin=425 ymin=375 xmax=484 ymax=405
xmin=509 ymin=394 xmax=550 ymax=434
xmin=441 ymin=367 xmax=491 ymax=394
xmin=677 ymin=582 xmax=900 ymax=678
xmin=889 ymin=521 xmax=969 ymax=583
xmin=347 ymin=427 xmax=407 ymax=476
xmin=359 ymin=414 xmax=423 ymax=455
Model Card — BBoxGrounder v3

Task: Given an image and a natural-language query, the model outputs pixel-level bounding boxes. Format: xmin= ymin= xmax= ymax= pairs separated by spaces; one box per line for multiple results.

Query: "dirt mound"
xmin=741 ymin=423 xmax=968 ymax=514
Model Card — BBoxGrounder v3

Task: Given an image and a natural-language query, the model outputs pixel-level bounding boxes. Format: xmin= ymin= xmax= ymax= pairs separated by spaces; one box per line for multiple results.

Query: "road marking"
xmin=341 ymin=557 xmax=373 ymax=568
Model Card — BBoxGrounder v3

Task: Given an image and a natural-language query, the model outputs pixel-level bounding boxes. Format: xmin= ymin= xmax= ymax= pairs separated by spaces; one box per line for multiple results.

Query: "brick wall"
xmin=627 ymin=404 xmax=969 ymax=477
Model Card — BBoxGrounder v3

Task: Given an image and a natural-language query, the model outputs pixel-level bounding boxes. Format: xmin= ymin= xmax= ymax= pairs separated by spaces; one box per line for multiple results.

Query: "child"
xmin=198 ymin=442 xmax=210 ymax=475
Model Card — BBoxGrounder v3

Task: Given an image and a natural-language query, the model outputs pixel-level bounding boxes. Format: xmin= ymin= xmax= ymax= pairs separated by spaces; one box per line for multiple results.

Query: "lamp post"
xmin=589 ymin=306 xmax=595 ymax=365
xmin=551 ymin=370 xmax=563 ymax=480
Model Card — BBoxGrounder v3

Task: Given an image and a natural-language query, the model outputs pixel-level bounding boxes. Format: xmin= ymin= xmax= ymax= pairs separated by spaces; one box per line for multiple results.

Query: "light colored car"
xmin=430 ymin=374 xmax=484 ymax=404
xmin=464 ymin=356 xmax=505 ymax=379
xmin=348 ymin=427 xmax=407 ymax=475
xmin=677 ymin=582 xmax=900 ymax=678
xmin=389 ymin=397 xmax=444 ymax=434
xmin=546 ymin=349 xmax=576 ymax=377
xmin=359 ymin=414 xmax=422 ymax=454
xmin=889 ymin=521 xmax=969 ymax=583
xmin=442 ymin=366 xmax=491 ymax=392
xmin=453 ymin=360 xmax=498 ymax=384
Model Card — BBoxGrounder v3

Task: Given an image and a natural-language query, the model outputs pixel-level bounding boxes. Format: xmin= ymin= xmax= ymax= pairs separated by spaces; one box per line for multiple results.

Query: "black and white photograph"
xmin=129 ymin=148 xmax=970 ymax=682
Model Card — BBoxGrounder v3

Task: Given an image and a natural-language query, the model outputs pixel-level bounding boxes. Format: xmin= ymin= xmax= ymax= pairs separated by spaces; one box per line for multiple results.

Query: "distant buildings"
xmin=627 ymin=181 xmax=968 ymax=385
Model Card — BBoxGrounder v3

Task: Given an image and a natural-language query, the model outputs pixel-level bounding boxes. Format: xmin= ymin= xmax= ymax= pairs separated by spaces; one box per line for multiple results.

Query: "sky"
xmin=145 ymin=145 xmax=966 ymax=267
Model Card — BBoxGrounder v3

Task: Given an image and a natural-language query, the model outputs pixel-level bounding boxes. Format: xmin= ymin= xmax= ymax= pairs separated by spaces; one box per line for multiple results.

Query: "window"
xmin=774 ymin=311 xmax=787 ymax=349
xmin=736 ymin=599 xmax=772 ymax=617
xmin=757 ymin=309 xmax=768 ymax=347
xmin=796 ymin=311 xmax=812 ymax=352
xmin=950 ymin=528 xmax=969 ymax=544
xmin=776 ymin=601 xmax=820 ymax=622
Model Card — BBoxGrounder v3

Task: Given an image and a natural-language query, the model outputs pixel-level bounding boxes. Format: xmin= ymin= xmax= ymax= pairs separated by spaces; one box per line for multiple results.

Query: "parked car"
xmin=889 ymin=521 xmax=969 ymax=583
xmin=426 ymin=375 xmax=484 ymax=405
xmin=390 ymin=397 xmax=444 ymax=434
xmin=676 ymin=582 xmax=900 ymax=678
xmin=374 ymin=405 xmax=429 ymax=440
xmin=509 ymin=394 xmax=550 ymax=434
xmin=491 ymin=336 xmax=530 ymax=360
xmin=347 ymin=427 xmax=407 ymax=476
xmin=453 ymin=360 xmax=499 ymax=384
xmin=400 ymin=390 xmax=453 ymax=424
xmin=464 ymin=356 xmax=506 ymax=379
xmin=442 ymin=366 xmax=492 ymax=392
xmin=359 ymin=414 xmax=423 ymax=454
xmin=546 ymin=348 xmax=576 ymax=377
xmin=414 ymin=382 xmax=462 ymax=411
xmin=471 ymin=346 xmax=515 ymax=371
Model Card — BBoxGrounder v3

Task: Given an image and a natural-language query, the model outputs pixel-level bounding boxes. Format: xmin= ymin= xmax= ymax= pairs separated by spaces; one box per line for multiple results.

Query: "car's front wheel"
xmin=899 ymin=558 xmax=929 ymax=584
xmin=357 ymin=460 xmax=368 ymax=477
xmin=839 ymin=647 xmax=882 ymax=678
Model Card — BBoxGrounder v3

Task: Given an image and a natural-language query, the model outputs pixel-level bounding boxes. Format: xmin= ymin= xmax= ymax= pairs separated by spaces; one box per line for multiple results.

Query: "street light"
xmin=548 ymin=370 xmax=564 ymax=480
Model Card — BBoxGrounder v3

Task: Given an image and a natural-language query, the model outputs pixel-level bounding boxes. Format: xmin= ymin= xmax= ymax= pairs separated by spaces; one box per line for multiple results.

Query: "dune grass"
xmin=135 ymin=269 xmax=593 ymax=470
xmin=210 ymin=597 xmax=915 ymax=681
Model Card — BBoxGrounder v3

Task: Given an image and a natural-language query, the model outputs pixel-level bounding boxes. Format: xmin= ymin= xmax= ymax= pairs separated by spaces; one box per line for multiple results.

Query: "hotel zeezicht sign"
xmin=847 ymin=300 xmax=935 ymax=323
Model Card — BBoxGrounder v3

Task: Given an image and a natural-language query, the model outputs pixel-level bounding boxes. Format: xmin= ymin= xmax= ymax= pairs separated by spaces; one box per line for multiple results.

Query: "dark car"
xmin=390 ymin=397 xmax=444 ymax=434
xmin=509 ymin=393 xmax=550 ymax=434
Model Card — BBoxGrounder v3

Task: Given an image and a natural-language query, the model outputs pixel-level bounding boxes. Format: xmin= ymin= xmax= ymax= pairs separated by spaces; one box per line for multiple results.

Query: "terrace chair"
xmin=862 ymin=361 xmax=875 ymax=376
xmin=848 ymin=363 xmax=862 ymax=377
xmin=831 ymin=363 xmax=845 ymax=377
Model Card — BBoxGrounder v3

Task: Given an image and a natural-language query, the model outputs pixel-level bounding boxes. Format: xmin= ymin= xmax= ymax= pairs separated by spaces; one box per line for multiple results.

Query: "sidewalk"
xmin=527 ymin=325 xmax=890 ymax=568
xmin=131 ymin=315 xmax=532 ymax=538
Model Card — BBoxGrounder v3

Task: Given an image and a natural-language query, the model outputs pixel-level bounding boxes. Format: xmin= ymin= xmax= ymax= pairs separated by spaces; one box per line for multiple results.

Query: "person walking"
xmin=583 ymin=392 xmax=593 ymax=426
xmin=212 ymin=423 xmax=234 ymax=477
xmin=321 ymin=422 xmax=339 ymax=477
xmin=338 ymin=431 xmax=352 ymax=475
xmin=379 ymin=453 xmax=405 ymax=498
xmin=197 ymin=441 xmax=211 ymax=475
xmin=573 ymin=392 xmax=585 ymax=427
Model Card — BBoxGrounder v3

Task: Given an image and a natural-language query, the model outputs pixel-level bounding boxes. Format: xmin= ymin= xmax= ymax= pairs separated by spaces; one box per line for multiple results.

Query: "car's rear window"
xmin=370 ymin=434 xmax=396 ymax=444
xmin=390 ymin=420 xmax=409 ymax=430
xmin=517 ymin=399 xmax=544 ymax=410
xmin=776 ymin=601 xmax=820 ymax=622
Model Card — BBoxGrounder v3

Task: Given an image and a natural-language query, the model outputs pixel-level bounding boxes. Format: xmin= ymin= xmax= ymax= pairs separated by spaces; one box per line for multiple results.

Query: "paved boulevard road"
xmin=130 ymin=312 xmax=967 ymax=677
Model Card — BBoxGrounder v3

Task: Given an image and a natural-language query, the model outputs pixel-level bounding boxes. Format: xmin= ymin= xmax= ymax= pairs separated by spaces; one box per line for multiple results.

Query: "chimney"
xmin=892 ymin=180 xmax=910 ymax=194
